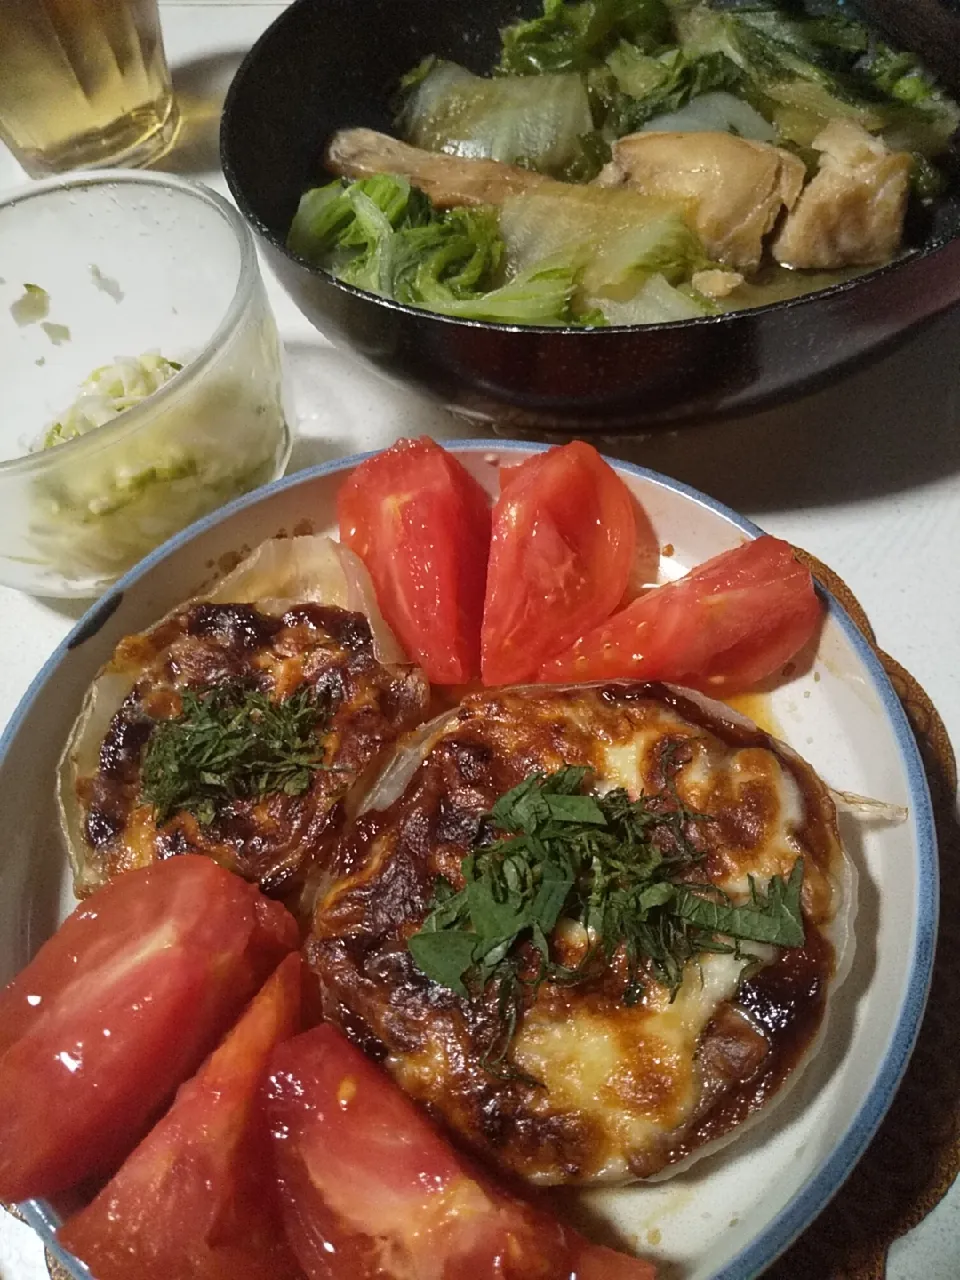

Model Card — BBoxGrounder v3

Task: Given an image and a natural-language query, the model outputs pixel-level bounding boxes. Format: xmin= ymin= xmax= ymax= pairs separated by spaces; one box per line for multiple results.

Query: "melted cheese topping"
xmin=512 ymin=953 xmax=748 ymax=1180
xmin=602 ymin=706 xmax=834 ymax=922
xmin=312 ymin=681 xmax=845 ymax=1185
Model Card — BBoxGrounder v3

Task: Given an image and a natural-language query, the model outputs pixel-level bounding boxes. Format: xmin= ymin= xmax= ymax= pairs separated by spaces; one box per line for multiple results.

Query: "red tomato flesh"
xmin=0 ymin=855 xmax=298 ymax=1202
xmin=481 ymin=442 xmax=637 ymax=686
xmin=264 ymin=1024 xmax=657 ymax=1280
xmin=539 ymin=535 xmax=823 ymax=692
xmin=338 ymin=437 xmax=491 ymax=684
xmin=58 ymin=953 xmax=304 ymax=1280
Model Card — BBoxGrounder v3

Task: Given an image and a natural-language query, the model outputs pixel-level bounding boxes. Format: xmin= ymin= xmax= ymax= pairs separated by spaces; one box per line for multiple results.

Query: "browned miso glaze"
xmin=73 ymin=601 xmax=428 ymax=900
xmin=660 ymin=928 xmax=835 ymax=1167
xmin=310 ymin=680 xmax=846 ymax=1185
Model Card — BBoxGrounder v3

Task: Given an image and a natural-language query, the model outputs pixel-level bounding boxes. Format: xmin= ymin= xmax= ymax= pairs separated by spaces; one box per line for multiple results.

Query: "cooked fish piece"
xmin=308 ymin=681 xmax=853 ymax=1187
xmin=597 ymin=131 xmax=806 ymax=272
xmin=59 ymin=537 xmax=428 ymax=901
xmin=772 ymin=120 xmax=912 ymax=269
xmin=326 ymin=127 xmax=553 ymax=208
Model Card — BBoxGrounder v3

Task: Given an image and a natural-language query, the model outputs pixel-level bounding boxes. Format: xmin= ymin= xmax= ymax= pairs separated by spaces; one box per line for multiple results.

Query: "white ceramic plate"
xmin=0 ymin=442 xmax=936 ymax=1280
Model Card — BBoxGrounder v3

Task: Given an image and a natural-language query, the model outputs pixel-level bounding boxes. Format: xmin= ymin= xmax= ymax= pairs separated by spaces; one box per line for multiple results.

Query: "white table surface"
xmin=1 ymin=2 xmax=958 ymax=1277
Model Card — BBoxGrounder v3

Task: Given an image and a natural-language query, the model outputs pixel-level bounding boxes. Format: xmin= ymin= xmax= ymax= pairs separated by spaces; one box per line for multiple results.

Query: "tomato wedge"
xmin=58 ymin=954 xmax=304 ymax=1280
xmin=337 ymin=437 xmax=491 ymax=684
xmin=539 ymin=535 xmax=823 ymax=691
xmin=264 ymin=1024 xmax=657 ymax=1280
xmin=0 ymin=855 xmax=298 ymax=1202
xmin=481 ymin=442 xmax=639 ymax=686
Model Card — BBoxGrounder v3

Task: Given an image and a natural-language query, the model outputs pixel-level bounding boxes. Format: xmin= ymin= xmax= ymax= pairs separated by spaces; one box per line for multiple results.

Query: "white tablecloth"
xmin=1 ymin=2 xmax=958 ymax=1276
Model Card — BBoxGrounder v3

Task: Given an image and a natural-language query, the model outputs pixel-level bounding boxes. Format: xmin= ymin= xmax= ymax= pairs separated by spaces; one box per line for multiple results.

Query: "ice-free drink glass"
xmin=0 ymin=0 xmax=179 ymax=177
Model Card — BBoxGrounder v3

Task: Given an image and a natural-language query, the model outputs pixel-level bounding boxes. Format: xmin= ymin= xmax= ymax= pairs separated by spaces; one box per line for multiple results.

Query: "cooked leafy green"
xmin=289 ymin=174 xmax=591 ymax=324
xmin=399 ymin=59 xmax=593 ymax=174
xmin=498 ymin=0 xmax=672 ymax=75
xmin=592 ymin=43 xmax=744 ymax=135
xmin=409 ymin=765 xmax=805 ymax=1073
xmin=632 ymin=87 xmax=776 ymax=138
xmin=297 ymin=1 xmax=960 ymax=324
xmin=499 ymin=187 xmax=715 ymax=320
xmin=290 ymin=172 xmax=721 ymax=326
xmin=674 ymin=1 xmax=960 ymax=158
xmin=292 ymin=175 xmax=501 ymax=305
xmin=141 ymin=681 xmax=336 ymax=826
xmin=493 ymin=0 xmax=959 ymax=177
xmin=599 ymin=272 xmax=718 ymax=323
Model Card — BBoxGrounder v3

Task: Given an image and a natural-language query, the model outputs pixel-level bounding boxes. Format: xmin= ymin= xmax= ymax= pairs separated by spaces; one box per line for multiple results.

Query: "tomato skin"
xmin=539 ymin=535 xmax=823 ymax=692
xmin=264 ymin=1025 xmax=656 ymax=1280
xmin=58 ymin=954 xmax=304 ymax=1280
xmin=481 ymin=442 xmax=638 ymax=686
xmin=0 ymin=855 xmax=298 ymax=1202
xmin=337 ymin=437 xmax=491 ymax=684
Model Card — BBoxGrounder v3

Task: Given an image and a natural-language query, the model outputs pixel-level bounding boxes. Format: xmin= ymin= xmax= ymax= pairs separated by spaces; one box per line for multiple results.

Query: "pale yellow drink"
xmin=0 ymin=0 xmax=179 ymax=177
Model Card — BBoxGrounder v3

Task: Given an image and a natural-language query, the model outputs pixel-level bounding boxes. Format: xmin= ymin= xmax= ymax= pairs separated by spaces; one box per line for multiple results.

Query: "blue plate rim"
xmin=2 ymin=440 xmax=937 ymax=1280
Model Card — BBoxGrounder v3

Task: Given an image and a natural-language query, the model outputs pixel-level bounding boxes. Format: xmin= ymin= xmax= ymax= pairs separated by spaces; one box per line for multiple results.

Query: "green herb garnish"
xmin=141 ymin=681 xmax=336 ymax=826
xmin=409 ymin=764 xmax=804 ymax=1076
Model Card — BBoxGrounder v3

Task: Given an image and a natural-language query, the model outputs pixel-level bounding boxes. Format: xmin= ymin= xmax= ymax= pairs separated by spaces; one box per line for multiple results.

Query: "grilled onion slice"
xmin=58 ymin=536 xmax=426 ymax=901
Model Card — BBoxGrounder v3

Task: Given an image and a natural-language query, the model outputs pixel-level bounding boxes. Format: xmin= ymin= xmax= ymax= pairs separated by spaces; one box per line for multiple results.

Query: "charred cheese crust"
xmin=308 ymin=681 xmax=846 ymax=1185
xmin=74 ymin=602 xmax=428 ymax=897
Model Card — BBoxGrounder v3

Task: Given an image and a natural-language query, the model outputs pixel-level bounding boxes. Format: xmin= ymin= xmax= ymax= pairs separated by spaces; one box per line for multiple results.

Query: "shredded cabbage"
xmin=27 ymin=342 xmax=289 ymax=589
xmin=39 ymin=353 xmax=182 ymax=450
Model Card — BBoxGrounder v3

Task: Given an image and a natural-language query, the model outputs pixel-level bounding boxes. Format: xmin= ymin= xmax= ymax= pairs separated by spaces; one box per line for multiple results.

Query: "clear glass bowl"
xmin=0 ymin=171 xmax=292 ymax=597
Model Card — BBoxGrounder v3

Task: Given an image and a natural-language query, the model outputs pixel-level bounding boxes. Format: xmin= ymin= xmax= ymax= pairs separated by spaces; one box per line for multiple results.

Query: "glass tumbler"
xmin=0 ymin=171 xmax=293 ymax=598
xmin=0 ymin=0 xmax=179 ymax=177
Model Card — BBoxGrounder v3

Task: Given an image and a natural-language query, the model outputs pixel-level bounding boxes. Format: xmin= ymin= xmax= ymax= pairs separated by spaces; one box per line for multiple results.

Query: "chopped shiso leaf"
xmin=141 ymin=681 xmax=337 ymax=826
xmin=409 ymin=764 xmax=805 ymax=1075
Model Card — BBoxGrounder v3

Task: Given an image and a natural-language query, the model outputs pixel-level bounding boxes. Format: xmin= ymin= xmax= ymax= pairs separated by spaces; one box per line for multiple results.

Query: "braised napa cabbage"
xmin=673 ymin=1 xmax=960 ymax=163
xmin=289 ymin=0 xmax=960 ymax=327
xmin=289 ymin=172 xmax=718 ymax=326
xmin=400 ymin=59 xmax=593 ymax=176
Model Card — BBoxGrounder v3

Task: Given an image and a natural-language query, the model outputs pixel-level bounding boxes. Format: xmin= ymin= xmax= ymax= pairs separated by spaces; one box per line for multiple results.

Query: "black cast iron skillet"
xmin=221 ymin=0 xmax=960 ymax=433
